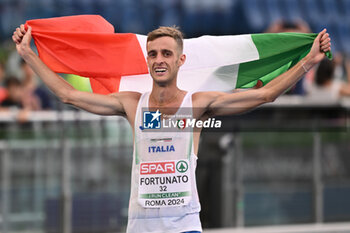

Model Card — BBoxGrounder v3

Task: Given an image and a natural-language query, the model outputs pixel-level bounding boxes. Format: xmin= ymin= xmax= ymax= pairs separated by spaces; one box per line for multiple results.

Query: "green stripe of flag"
xmin=236 ymin=33 xmax=332 ymax=89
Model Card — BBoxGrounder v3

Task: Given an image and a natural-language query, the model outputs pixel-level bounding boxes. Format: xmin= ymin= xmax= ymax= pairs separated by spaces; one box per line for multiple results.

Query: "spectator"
xmin=307 ymin=56 xmax=350 ymax=100
xmin=1 ymin=77 xmax=23 ymax=108
xmin=20 ymin=59 xmax=55 ymax=109
xmin=1 ymin=76 xmax=40 ymax=110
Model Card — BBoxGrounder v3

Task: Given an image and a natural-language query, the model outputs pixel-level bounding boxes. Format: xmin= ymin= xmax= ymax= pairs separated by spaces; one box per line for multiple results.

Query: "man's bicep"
xmin=206 ymin=89 xmax=267 ymax=116
xmin=67 ymin=90 xmax=126 ymax=116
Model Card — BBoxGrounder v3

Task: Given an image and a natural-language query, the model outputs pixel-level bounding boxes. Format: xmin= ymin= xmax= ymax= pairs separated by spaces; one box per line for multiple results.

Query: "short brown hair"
xmin=147 ymin=26 xmax=184 ymax=53
xmin=315 ymin=58 xmax=335 ymax=86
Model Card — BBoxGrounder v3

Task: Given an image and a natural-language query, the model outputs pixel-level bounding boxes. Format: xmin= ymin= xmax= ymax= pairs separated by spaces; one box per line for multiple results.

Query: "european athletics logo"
xmin=140 ymin=110 xmax=162 ymax=130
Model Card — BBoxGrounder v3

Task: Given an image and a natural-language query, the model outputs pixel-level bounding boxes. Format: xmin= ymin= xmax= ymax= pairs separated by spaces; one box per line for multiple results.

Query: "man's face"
xmin=146 ymin=36 xmax=185 ymax=85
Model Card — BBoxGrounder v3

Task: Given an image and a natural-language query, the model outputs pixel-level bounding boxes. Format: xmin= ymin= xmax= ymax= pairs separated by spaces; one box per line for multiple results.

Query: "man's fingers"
xmin=13 ymin=28 xmax=23 ymax=43
xmin=12 ymin=24 xmax=32 ymax=46
xmin=20 ymin=24 xmax=26 ymax=34
xmin=321 ymin=41 xmax=331 ymax=51
xmin=12 ymin=35 xmax=19 ymax=44
xmin=321 ymin=43 xmax=331 ymax=52
xmin=320 ymin=37 xmax=331 ymax=46
xmin=27 ymin=26 xmax=32 ymax=34
xmin=13 ymin=34 xmax=19 ymax=42
xmin=316 ymin=29 xmax=332 ymax=52
xmin=16 ymin=27 xmax=24 ymax=38
xmin=320 ymin=38 xmax=331 ymax=52
xmin=321 ymin=32 xmax=329 ymax=42
xmin=14 ymin=27 xmax=25 ymax=43
xmin=12 ymin=33 xmax=21 ymax=43
xmin=316 ymin=29 xmax=327 ymax=40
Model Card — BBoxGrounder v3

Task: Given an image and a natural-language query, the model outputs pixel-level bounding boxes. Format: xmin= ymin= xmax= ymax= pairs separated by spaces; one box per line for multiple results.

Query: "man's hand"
xmin=12 ymin=24 xmax=33 ymax=57
xmin=304 ymin=29 xmax=331 ymax=70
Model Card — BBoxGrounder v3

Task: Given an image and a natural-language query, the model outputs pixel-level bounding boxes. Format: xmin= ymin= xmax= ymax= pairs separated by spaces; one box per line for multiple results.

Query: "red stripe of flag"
xmin=26 ymin=15 xmax=148 ymax=94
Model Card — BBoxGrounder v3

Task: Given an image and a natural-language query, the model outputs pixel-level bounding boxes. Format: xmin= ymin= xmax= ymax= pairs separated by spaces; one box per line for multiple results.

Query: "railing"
xmin=0 ymin=111 xmax=133 ymax=233
xmin=215 ymin=96 xmax=350 ymax=228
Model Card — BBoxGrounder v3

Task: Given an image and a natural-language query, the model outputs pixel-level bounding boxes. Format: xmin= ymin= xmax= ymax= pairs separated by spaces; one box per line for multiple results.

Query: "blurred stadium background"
xmin=0 ymin=0 xmax=350 ymax=232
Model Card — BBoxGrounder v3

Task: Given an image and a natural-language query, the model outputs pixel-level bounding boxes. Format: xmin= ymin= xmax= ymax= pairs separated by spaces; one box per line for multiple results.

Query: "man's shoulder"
xmin=111 ymin=91 xmax=142 ymax=101
xmin=111 ymin=91 xmax=142 ymax=122
xmin=192 ymin=91 xmax=223 ymax=106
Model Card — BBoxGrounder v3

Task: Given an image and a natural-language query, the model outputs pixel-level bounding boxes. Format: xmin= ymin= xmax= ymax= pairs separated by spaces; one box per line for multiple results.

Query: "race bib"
xmin=138 ymin=159 xmax=192 ymax=208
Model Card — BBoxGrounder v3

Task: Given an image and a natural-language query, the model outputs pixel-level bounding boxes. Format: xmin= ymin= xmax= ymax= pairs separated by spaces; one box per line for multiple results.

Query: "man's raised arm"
xmin=195 ymin=29 xmax=331 ymax=117
xmin=12 ymin=24 xmax=131 ymax=116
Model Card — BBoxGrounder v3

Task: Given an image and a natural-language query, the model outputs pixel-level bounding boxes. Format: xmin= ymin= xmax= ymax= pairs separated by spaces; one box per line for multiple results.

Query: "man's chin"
xmin=152 ymin=76 xmax=171 ymax=86
xmin=154 ymin=80 xmax=169 ymax=87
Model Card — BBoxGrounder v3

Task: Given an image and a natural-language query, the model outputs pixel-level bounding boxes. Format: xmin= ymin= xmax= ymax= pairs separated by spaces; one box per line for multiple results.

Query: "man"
xmin=13 ymin=25 xmax=331 ymax=233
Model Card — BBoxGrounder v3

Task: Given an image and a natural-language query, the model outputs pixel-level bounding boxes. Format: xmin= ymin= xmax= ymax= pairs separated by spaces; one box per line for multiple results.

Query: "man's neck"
xmin=150 ymin=85 xmax=182 ymax=107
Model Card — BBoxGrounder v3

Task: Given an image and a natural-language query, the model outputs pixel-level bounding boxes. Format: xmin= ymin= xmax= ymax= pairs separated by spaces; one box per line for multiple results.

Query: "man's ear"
xmin=178 ymin=54 xmax=186 ymax=67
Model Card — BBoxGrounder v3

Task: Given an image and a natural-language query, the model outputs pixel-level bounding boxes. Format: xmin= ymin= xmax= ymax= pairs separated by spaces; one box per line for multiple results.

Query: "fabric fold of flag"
xmin=25 ymin=15 xmax=331 ymax=94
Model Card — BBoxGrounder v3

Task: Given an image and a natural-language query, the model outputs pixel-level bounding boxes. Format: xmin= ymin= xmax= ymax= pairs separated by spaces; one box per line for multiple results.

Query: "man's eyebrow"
xmin=147 ymin=50 xmax=156 ymax=55
xmin=147 ymin=49 xmax=173 ymax=56
xmin=161 ymin=49 xmax=172 ymax=53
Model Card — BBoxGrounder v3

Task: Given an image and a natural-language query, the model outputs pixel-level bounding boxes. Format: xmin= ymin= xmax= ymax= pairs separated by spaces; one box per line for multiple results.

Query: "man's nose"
xmin=155 ymin=55 xmax=164 ymax=64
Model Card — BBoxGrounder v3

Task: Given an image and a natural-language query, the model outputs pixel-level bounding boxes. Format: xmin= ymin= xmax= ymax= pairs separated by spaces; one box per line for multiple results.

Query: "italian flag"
xmin=26 ymin=15 xmax=331 ymax=94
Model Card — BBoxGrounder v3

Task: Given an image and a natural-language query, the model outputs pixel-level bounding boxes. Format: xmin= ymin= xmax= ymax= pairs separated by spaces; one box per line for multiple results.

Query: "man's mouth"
xmin=155 ymin=68 xmax=167 ymax=74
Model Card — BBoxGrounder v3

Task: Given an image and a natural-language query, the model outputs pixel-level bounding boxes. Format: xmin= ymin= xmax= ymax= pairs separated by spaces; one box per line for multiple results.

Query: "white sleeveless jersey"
xmin=127 ymin=92 xmax=202 ymax=233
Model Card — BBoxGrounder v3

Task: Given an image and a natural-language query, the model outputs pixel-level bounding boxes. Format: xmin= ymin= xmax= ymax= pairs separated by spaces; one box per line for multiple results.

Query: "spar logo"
xmin=140 ymin=161 xmax=175 ymax=175
xmin=140 ymin=161 xmax=189 ymax=175
xmin=176 ymin=160 xmax=188 ymax=173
